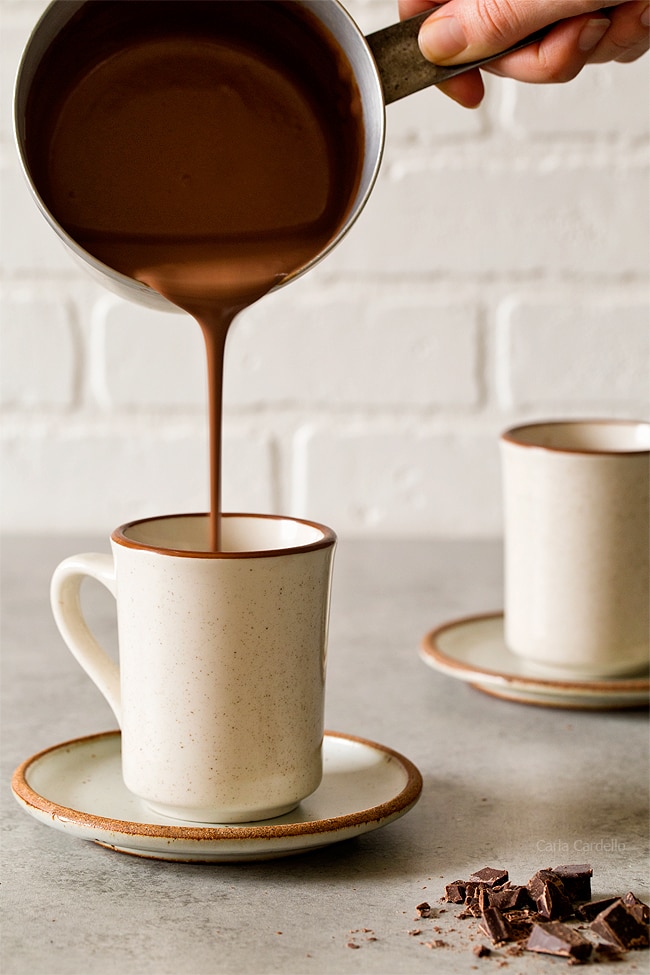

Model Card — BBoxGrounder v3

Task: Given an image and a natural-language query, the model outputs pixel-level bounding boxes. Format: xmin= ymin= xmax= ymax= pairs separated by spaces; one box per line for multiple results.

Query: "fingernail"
xmin=419 ymin=16 xmax=468 ymax=62
xmin=642 ymin=6 xmax=650 ymax=28
xmin=578 ymin=17 xmax=610 ymax=52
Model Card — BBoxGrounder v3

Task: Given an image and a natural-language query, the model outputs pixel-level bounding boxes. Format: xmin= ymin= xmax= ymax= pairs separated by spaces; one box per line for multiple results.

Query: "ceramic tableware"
xmin=12 ymin=730 xmax=423 ymax=861
xmin=501 ymin=420 xmax=650 ymax=678
xmin=50 ymin=513 xmax=336 ymax=823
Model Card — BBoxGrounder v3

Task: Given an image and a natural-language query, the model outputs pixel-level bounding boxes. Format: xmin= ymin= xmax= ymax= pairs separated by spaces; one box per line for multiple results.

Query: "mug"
xmin=50 ymin=513 xmax=336 ymax=823
xmin=501 ymin=420 xmax=650 ymax=678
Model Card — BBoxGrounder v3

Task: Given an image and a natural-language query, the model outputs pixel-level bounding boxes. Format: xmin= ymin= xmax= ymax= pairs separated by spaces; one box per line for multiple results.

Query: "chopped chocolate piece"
xmin=536 ymin=878 xmax=574 ymax=920
xmin=457 ymin=902 xmax=483 ymax=919
xmin=490 ymin=885 xmax=534 ymax=912
xmin=461 ymin=882 xmax=487 ymax=915
xmin=464 ymin=881 xmax=481 ymax=900
xmin=591 ymin=899 xmax=650 ymax=950
xmin=477 ymin=887 xmax=492 ymax=913
xmin=469 ymin=867 xmax=509 ymax=888
xmin=622 ymin=891 xmax=650 ymax=925
xmin=552 ymin=864 xmax=593 ymax=903
xmin=478 ymin=906 xmax=514 ymax=945
xmin=503 ymin=914 xmax=535 ymax=944
xmin=504 ymin=907 xmax=538 ymax=920
xmin=576 ymin=897 xmax=619 ymax=921
xmin=473 ymin=944 xmax=491 ymax=957
xmin=415 ymin=901 xmax=433 ymax=918
xmin=444 ymin=881 xmax=466 ymax=904
xmin=526 ymin=921 xmax=592 ymax=963
xmin=527 ymin=868 xmax=566 ymax=900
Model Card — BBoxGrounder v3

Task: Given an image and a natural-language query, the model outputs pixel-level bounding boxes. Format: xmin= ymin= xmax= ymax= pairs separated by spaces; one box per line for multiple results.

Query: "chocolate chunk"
xmin=503 ymin=909 xmax=536 ymax=944
xmin=527 ymin=869 xmax=553 ymax=899
xmin=469 ymin=867 xmax=509 ymax=888
xmin=526 ymin=921 xmax=592 ymax=962
xmin=576 ymin=897 xmax=619 ymax=921
xmin=590 ymin=899 xmax=650 ymax=949
xmin=444 ymin=881 xmax=466 ymax=904
xmin=536 ymin=879 xmax=574 ymax=920
xmin=478 ymin=906 xmax=514 ymax=945
xmin=552 ymin=864 xmax=593 ymax=903
xmin=490 ymin=885 xmax=534 ymax=912
xmin=457 ymin=901 xmax=483 ymax=919
xmin=477 ymin=886 xmax=492 ymax=913
xmin=527 ymin=868 xmax=565 ymax=900
xmin=473 ymin=944 xmax=491 ymax=957
xmin=415 ymin=901 xmax=433 ymax=918
xmin=461 ymin=881 xmax=486 ymax=915
xmin=464 ymin=881 xmax=481 ymax=900
xmin=622 ymin=891 xmax=650 ymax=925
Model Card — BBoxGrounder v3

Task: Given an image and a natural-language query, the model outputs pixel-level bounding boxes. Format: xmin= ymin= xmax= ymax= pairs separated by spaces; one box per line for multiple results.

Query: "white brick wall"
xmin=2 ymin=0 xmax=649 ymax=538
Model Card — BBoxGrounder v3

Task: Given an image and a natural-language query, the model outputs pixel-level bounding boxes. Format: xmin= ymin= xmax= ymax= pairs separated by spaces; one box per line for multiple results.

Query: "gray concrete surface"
xmin=2 ymin=535 xmax=648 ymax=974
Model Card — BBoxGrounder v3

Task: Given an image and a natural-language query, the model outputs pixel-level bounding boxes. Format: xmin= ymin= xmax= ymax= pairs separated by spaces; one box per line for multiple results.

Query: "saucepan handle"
xmin=367 ymin=8 xmax=549 ymax=104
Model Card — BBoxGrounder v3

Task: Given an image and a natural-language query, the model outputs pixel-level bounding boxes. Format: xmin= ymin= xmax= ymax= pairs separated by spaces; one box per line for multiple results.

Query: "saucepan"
xmin=14 ymin=0 xmax=545 ymax=310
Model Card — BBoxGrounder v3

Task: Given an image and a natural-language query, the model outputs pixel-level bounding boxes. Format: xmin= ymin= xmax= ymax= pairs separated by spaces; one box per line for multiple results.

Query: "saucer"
xmin=11 ymin=730 xmax=422 ymax=862
xmin=420 ymin=613 xmax=650 ymax=710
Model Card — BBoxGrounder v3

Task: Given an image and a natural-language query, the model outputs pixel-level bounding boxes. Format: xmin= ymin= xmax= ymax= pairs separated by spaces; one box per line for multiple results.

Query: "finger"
xmin=398 ymin=0 xmax=447 ymax=19
xmin=585 ymin=1 xmax=650 ymax=62
xmin=417 ymin=0 xmax=622 ymax=64
xmin=481 ymin=15 xmax=611 ymax=84
xmin=397 ymin=1 xmax=486 ymax=106
xmin=436 ymin=69 xmax=486 ymax=107
xmin=614 ymin=39 xmax=650 ymax=61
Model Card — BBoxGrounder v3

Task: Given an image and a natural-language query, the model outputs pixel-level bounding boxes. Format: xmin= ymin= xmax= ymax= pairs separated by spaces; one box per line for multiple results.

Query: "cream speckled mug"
xmin=501 ymin=420 xmax=650 ymax=678
xmin=50 ymin=513 xmax=336 ymax=823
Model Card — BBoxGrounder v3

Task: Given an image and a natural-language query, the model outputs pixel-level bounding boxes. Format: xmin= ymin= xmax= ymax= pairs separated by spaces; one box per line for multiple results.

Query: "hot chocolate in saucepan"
xmin=25 ymin=0 xmax=365 ymax=549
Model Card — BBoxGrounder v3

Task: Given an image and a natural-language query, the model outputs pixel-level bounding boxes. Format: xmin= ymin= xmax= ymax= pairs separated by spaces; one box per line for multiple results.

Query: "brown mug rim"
xmin=111 ymin=512 xmax=337 ymax=559
xmin=501 ymin=419 xmax=650 ymax=456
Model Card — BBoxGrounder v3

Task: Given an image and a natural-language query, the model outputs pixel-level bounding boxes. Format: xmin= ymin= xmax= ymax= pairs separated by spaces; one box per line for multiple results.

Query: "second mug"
xmin=501 ymin=420 xmax=650 ymax=678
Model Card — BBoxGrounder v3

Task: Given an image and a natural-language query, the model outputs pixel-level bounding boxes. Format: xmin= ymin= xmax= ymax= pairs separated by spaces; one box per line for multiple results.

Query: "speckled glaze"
xmin=501 ymin=421 xmax=650 ymax=678
xmin=50 ymin=513 xmax=336 ymax=823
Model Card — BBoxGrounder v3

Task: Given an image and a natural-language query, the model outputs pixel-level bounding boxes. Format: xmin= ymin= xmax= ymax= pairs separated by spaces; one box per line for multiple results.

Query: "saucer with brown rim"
xmin=420 ymin=613 xmax=649 ymax=710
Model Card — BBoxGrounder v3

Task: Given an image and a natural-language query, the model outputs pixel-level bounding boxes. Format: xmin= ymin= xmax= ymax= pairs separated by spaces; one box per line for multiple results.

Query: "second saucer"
xmin=420 ymin=613 xmax=650 ymax=710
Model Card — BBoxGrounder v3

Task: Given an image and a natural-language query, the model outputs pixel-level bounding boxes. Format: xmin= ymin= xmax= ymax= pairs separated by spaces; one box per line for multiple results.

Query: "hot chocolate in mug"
xmin=501 ymin=420 xmax=650 ymax=679
xmin=50 ymin=513 xmax=336 ymax=823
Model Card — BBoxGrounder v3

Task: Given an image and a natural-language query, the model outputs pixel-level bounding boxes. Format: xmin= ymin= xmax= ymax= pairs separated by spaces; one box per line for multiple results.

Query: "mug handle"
xmin=50 ymin=554 xmax=122 ymax=724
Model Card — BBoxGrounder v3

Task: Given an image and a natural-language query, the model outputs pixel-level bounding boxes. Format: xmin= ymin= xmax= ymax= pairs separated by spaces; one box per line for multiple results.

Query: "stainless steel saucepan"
xmin=15 ymin=1 xmax=546 ymax=310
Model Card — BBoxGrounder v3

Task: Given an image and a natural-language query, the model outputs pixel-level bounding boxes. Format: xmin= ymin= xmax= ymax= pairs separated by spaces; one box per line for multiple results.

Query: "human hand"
xmin=398 ymin=1 xmax=650 ymax=107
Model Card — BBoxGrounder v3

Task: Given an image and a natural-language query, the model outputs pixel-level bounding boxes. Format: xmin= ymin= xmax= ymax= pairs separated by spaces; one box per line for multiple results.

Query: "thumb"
xmin=418 ymin=0 xmax=610 ymax=62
